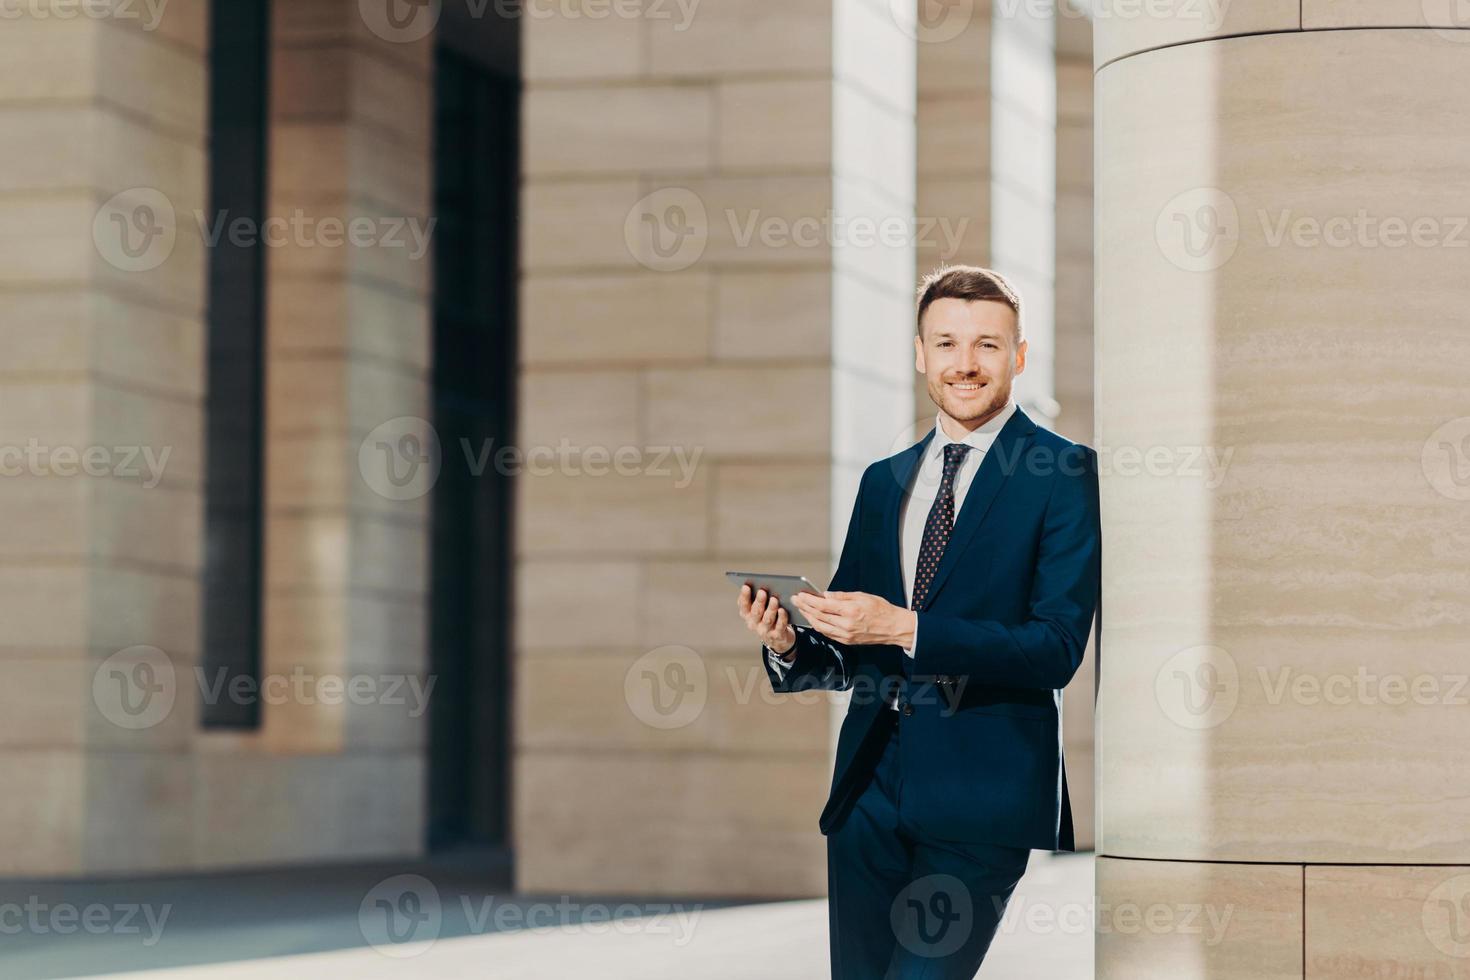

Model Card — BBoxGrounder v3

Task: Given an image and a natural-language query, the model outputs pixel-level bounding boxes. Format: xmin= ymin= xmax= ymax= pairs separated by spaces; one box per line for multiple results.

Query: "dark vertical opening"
xmin=201 ymin=0 xmax=270 ymax=729
xmin=427 ymin=38 xmax=519 ymax=860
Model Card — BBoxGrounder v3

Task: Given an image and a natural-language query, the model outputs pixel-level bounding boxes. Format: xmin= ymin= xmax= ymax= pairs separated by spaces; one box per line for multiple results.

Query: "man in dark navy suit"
xmin=737 ymin=266 xmax=1100 ymax=979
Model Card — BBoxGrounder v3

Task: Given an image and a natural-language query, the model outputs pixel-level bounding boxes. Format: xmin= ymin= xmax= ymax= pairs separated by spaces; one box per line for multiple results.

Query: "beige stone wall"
xmin=1096 ymin=21 xmax=1470 ymax=976
xmin=516 ymin=0 xmax=916 ymax=897
xmin=1052 ymin=0 xmax=1096 ymax=851
xmin=0 ymin=8 xmax=208 ymax=875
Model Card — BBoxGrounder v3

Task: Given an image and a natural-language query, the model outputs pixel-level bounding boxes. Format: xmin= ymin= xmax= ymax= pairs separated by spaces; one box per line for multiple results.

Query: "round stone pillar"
xmin=1095 ymin=16 xmax=1470 ymax=978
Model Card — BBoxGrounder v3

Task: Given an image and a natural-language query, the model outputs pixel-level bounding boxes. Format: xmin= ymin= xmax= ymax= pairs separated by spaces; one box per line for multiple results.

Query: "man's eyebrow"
xmin=931 ymin=331 xmax=1006 ymax=340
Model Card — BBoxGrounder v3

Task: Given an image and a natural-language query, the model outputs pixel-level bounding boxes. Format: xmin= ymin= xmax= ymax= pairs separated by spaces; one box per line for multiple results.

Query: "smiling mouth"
xmin=947 ymin=381 xmax=986 ymax=392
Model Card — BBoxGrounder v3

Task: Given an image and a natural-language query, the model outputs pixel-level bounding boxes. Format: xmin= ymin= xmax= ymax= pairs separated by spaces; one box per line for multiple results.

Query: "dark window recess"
xmin=200 ymin=0 xmax=270 ymax=729
xmin=427 ymin=47 xmax=519 ymax=856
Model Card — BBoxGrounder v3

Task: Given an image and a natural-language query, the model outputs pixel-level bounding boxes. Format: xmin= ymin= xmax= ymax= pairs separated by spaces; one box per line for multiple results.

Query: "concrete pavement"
xmin=5 ymin=852 xmax=1091 ymax=979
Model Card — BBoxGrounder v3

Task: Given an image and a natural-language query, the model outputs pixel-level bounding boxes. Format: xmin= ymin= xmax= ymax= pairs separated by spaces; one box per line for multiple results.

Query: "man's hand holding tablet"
xmin=733 ymin=571 xmax=920 ymax=660
xmin=731 ymin=572 xmax=824 ymax=660
xmin=737 ymin=583 xmax=796 ymax=659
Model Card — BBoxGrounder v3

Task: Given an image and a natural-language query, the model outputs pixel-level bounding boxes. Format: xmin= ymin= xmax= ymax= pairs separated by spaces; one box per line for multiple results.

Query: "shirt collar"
xmin=929 ymin=399 xmax=1017 ymax=458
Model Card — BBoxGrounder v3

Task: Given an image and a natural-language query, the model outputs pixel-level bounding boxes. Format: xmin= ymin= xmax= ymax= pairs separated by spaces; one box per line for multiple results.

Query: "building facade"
xmin=0 ymin=0 xmax=1098 ymax=906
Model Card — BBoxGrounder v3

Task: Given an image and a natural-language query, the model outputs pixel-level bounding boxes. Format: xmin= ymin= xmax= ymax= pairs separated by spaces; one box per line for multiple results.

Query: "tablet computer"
xmin=726 ymin=571 xmax=824 ymax=628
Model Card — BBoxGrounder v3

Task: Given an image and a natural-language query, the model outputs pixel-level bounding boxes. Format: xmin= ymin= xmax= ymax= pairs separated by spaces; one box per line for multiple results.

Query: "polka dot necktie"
xmin=910 ymin=442 xmax=971 ymax=614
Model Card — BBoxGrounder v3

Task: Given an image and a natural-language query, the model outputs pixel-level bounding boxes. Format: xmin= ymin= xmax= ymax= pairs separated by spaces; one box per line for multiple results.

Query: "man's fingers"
xmin=742 ymin=587 xmax=769 ymax=625
xmin=804 ymin=609 xmax=847 ymax=640
xmin=760 ymin=595 xmax=780 ymax=632
xmin=796 ymin=593 xmax=847 ymax=615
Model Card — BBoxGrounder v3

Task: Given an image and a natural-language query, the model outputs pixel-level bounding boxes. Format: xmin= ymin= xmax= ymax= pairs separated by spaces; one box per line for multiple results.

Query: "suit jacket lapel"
xmin=880 ymin=428 xmax=934 ymax=608
xmin=918 ymin=405 xmax=1037 ymax=610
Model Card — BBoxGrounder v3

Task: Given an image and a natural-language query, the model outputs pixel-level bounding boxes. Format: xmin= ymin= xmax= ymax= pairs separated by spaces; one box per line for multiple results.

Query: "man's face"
xmin=914 ymin=298 xmax=1026 ymax=427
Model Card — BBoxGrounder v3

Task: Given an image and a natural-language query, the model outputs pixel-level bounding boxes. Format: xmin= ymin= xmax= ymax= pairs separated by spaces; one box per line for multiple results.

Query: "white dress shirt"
xmin=765 ymin=399 xmax=1018 ymax=708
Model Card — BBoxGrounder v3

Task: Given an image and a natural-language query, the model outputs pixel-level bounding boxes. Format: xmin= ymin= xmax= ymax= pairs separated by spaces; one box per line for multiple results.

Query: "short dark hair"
xmin=915 ymin=265 xmax=1022 ymax=343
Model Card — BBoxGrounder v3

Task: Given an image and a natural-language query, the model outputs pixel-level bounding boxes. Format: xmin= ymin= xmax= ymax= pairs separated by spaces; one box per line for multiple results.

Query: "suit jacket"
xmin=762 ymin=405 xmax=1101 ymax=852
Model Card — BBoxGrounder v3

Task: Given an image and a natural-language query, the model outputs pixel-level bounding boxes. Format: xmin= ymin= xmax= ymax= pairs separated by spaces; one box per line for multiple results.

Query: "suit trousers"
xmin=826 ymin=709 xmax=1031 ymax=979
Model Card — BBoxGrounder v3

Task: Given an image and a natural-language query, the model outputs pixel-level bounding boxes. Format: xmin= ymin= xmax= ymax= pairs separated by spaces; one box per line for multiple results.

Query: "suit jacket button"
xmin=902 ymin=703 xmax=914 ymax=716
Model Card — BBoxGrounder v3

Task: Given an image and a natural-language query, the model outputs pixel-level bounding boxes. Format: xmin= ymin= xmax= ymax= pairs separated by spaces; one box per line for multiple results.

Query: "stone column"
xmin=0 ymin=5 xmax=208 ymax=874
xmin=517 ymin=0 xmax=916 ymax=896
xmin=1095 ymin=8 xmax=1470 ymax=975
xmin=193 ymin=0 xmax=435 ymax=866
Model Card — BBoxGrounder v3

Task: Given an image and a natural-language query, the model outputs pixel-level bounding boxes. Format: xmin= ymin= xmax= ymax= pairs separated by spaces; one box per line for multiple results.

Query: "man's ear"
xmin=914 ymin=333 xmax=925 ymax=374
xmin=1014 ymin=338 xmax=1027 ymax=375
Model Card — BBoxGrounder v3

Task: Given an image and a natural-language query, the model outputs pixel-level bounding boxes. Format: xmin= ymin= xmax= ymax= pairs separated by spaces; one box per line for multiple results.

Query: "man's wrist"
xmin=890 ymin=608 xmax=918 ymax=649
xmin=768 ymin=631 xmax=798 ymax=661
